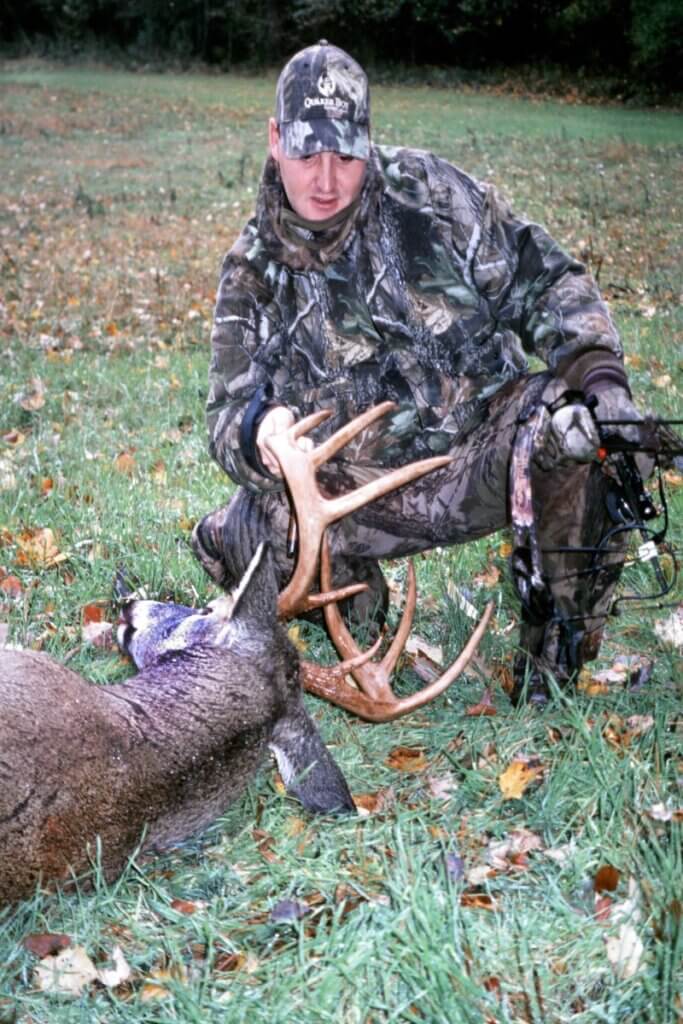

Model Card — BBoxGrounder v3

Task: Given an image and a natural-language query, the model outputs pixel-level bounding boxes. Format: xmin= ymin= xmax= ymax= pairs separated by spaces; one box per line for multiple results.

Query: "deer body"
xmin=0 ymin=546 xmax=354 ymax=905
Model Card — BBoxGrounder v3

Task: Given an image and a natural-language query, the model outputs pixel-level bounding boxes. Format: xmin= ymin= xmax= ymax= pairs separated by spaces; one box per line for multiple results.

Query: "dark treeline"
xmin=2 ymin=0 xmax=682 ymax=95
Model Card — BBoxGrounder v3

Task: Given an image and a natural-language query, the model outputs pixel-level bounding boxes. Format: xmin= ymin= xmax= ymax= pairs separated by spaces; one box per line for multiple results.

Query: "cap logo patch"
xmin=317 ymin=72 xmax=335 ymax=97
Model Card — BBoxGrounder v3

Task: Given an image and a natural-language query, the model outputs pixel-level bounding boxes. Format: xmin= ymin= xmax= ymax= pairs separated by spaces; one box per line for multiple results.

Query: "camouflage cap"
xmin=275 ymin=40 xmax=370 ymax=160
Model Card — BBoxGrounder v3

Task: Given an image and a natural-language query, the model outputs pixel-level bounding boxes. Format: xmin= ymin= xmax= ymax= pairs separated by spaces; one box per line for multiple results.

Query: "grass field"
xmin=0 ymin=63 xmax=682 ymax=1023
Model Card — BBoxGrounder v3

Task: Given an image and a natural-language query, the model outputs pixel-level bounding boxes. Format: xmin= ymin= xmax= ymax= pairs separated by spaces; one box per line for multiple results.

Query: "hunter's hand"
xmin=256 ymin=406 xmax=314 ymax=476
xmin=591 ymin=386 xmax=643 ymax=448
xmin=550 ymin=386 xmax=643 ymax=462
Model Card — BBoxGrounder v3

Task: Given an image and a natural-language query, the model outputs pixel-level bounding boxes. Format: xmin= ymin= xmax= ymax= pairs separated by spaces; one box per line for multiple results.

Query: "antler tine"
xmin=320 ymin=539 xmax=416 ymax=701
xmin=268 ymin=405 xmax=452 ymax=618
xmin=302 ymin=599 xmax=494 ymax=723
xmin=309 ymin=536 xmax=494 ymax=722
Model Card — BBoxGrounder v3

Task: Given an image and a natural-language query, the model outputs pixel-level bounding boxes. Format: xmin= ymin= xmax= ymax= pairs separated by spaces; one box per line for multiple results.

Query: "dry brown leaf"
xmin=473 ymin=564 xmax=501 ymax=588
xmin=114 ymin=451 xmax=137 ymax=476
xmin=151 ymin=460 xmax=167 ymax=485
xmin=465 ymin=686 xmax=497 ymax=717
xmin=19 ymin=377 xmax=46 ymax=412
xmin=140 ymin=963 xmax=188 ymax=1002
xmin=16 ymin=527 xmax=68 ymax=569
xmin=2 ymin=429 xmax=26 ymax=447
xmin=353 ymin=786 xmax=396 ymax=816
xmin=0 ymin=573 xmax=23 ymax=599
xmin=386 ymin=746 xmax=428 ymax=772
xmin=170 ymin=898 xmax=201 ymax=915
xmin=498 ymin=758 xmax=544 ymax=800
xmin=287 ymin=623 xmax=308 ymax=654
xmin=460 ymin=891 xmax=498 ymax=911
xmin=252 ymin=828 xmax=280 ymax=863
xmin=594 ymin=864 xmax=621 ymax=893
xmin=663 ymin=470 xmax=682 ymax=488
xmin=23 ymin=932 xmax=71 ymax=959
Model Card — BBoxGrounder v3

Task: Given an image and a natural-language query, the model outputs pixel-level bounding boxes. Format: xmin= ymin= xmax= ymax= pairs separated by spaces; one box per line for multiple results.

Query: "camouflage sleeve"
xmin=206 ymin=247 xmax=288 ymax=494
xmin=424 ymin=152 xmax=623 ymax=375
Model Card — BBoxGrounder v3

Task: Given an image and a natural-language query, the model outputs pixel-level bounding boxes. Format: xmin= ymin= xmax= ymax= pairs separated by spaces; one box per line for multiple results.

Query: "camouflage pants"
xmin=193 ymin=374 xmax=628 ymax=688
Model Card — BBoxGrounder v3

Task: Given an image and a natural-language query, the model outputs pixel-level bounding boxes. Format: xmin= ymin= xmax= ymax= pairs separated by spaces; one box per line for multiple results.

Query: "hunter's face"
xmin=269 ymin=119 xmax=366 ymax=221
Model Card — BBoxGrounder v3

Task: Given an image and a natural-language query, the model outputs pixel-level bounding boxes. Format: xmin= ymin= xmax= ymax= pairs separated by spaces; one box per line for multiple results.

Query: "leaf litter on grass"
xmin=0 ymin=67 xmax=681 ymax=1023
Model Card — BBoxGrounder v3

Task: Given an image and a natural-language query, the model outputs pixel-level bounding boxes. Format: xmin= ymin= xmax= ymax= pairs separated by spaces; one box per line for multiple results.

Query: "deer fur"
xmin=0 ymin=544 xmax=354 ymax=905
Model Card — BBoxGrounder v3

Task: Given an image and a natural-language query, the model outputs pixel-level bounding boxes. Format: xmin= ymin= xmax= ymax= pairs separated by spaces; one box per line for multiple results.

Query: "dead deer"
xmin=0 ymin=402 xmax=491 ymax=904
xmin=0 ymin=544 xmax=354 ymax=906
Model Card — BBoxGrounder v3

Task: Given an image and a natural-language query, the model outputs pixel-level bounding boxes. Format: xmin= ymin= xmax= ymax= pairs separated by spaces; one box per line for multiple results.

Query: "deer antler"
xmin=265 ymin=401 xmax=493 ymax=722
xmin=267 ymin=401 xmax=452 ymax=618
xmin=297 ymin=539 xmax=494 ymax=722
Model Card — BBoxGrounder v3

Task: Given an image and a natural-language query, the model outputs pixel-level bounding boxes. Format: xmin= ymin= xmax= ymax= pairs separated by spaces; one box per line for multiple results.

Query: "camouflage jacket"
xmin=207 ymin=145 xmax=623 ymax=492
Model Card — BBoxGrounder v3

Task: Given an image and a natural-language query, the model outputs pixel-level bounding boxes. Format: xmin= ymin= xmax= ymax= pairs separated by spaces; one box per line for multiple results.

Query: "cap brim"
xmin=280 ymin=119 xmax=370 ymax=160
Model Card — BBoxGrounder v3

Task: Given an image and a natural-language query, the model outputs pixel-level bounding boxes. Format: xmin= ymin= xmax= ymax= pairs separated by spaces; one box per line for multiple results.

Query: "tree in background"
xmin=1 ymin=0 xmax=681 ymax=95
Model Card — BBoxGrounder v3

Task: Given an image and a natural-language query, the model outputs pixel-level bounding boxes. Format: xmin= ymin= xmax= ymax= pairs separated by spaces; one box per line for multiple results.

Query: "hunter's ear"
xmin=230 ymin=542 xmax=278 ymax=626
xmin=268 ymin=118 xmax=281 ymax=163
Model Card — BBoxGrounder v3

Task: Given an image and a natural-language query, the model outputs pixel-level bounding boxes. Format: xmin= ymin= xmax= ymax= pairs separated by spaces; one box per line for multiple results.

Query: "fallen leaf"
xmin=663 ymin=470 xmax=682 ymax=488
xmin=466 ymin=864 xmax=496 ymax=886
xmin=606 ymin=923 xmax=644 ymax=979
xmin=287 ymin=623 xmax=308 ymax=654
xmin=594 ymin=894 xmax=613 ymax=923
xmin=386 ymin=746 xmax=428 ymax=772
xmin=653 ymin=374 xmax=672 ymax=389
xmin=114 ymin=451 xmax=137 ymax=476
xmin=82 ymin=602 xmax=105 ymax=624
xmin=654 ymin=605 xmax=683 ymax=649
xmin=644 ymin=802 xmax=683 ymax=823
xmin=16 ymin=527 xmax=68 ymax=569
xmin=498 ymin=758 xmax=544 ymax=800
xmin=252 ymin=828 xmax=280 ymax=863
xmin=170 ymin=898 xmax=201 ymax=915
xmin=2 ymin=429 xmax=26 ymax=447
xmin=82 ymin=620 xmax=114 ymax=648
xmin=214 ymin=951 xmax=247 ymax=973
xmin=460 ymin=891 xmax=498 ymax=911
xmin=23 ymin=933 xmax=71 ymax=959
xmin=95 ymin=945 xmax=132 ymax=988
xmin=465 ymin=686 xmax=497 ymax=716
xmin=34 ymin=945 xmax=97 ymax=997
xmin=427 ymin=773 xmax=459 ymax=801
xmin=140 ymin=963 xmax=188 ymax=1002
xmin=353 ymin=787 xmax=396 ymax=816
xmin=404 ymin=634 xmax=443 ymax=665
xmin=594 ymin=864 xmax=621 ymax=893
xmin=18 ymin=377 xmax=46 ymax=412
xmin=0 ymin=573 xmax=23 ymax=599
xmin=473 ymin=565 xmax=501 ymax=588
xmin=486 ymin=828 xmax=544 ymax=871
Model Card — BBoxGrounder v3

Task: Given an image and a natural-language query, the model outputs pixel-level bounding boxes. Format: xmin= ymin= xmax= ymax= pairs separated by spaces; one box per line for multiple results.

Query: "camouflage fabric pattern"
xmin=275 ymin=41 xmax=370 ymax=159
xmin=207 ymin=144 xmax=623 ymax=495
xmin=194 ymin=373 xmax=628 ymax=679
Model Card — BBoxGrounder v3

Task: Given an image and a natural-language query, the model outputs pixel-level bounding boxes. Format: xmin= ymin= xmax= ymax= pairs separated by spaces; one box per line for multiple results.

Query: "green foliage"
xmin=2 ymin=0 xmax=683 ymax=94
xmin=631 ymin=0 xmax=683 ymax=89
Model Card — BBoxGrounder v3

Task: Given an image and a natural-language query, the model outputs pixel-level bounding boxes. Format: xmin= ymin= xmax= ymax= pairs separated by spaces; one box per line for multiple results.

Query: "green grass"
xmin=0 ymin=62 xmax=682 ymax=1023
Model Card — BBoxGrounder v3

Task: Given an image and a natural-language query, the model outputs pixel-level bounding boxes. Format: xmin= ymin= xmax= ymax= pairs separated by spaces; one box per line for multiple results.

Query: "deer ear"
xmin=269 ymin=700 xmax=356 ymax=815
xmin=229 ymin=542 xmax=278 ymax=625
